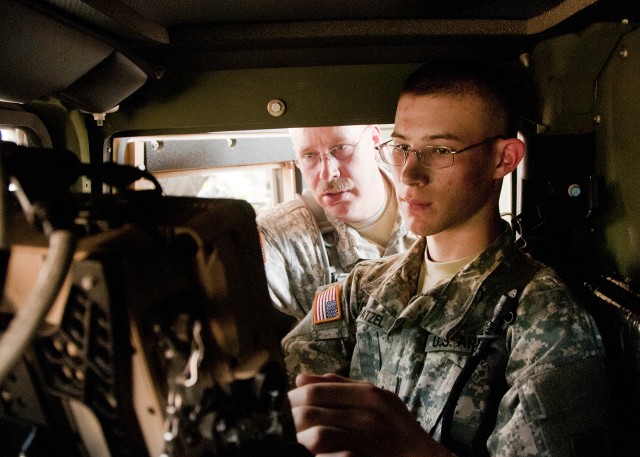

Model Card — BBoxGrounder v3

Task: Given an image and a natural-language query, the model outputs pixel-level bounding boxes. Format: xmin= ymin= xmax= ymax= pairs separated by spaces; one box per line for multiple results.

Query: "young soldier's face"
xmin=390 ymin=93 xmax=502 ymax=238
xmin=291 ymin=125 xmax=384 ymax=222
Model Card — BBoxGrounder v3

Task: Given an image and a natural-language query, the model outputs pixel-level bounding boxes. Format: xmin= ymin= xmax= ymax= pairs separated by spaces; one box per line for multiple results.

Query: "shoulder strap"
xmin=298 ymin=190 xmax=331 ymax=233
xmin=296 ymin=190 xmax=347 ymax=282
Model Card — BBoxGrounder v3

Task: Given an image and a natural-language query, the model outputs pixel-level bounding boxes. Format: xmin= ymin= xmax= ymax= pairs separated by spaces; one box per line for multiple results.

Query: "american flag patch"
xmin=313 ymin=284 xmax=341 ymax=324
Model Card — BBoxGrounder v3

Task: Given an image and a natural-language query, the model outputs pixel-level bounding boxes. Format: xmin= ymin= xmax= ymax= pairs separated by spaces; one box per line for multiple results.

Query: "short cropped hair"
xmin=400 ymin=59 xmax=525 ymax=138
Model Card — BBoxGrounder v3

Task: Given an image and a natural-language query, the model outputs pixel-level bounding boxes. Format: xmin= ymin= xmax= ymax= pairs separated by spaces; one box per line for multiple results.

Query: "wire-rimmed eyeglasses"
xmin=293 ymin=127 xmax=369 ymax=171
xmin=376 ymin=135 xmax=504 ymax=169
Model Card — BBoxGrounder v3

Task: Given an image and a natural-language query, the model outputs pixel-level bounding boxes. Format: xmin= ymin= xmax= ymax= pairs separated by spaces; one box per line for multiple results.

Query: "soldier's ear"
xmin=369 ymin=124 xmax=382 ymax=147
xmin=368 ymin=125 xmax=382 ymax=160
xmin=493 ymin=138 xmax=525 ymax=179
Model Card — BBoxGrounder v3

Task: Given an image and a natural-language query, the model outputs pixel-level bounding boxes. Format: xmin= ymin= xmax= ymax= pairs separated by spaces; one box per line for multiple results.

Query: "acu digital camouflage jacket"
xmin=282 ymin=227 xmax=610 ymax=457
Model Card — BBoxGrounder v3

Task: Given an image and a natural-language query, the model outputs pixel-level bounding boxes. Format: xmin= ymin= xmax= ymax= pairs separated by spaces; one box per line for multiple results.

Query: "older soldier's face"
xmin=390 ymin=93 xmax=501 ymax=237
xmin=291 ymin=125 xmax=383 ymax=222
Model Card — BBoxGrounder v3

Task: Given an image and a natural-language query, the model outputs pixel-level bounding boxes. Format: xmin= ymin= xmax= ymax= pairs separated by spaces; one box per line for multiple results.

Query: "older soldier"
xmin=257 ymin=125 xmax=416 ymax=324
xmin=282 ymin=60 xmax=609 ymax=457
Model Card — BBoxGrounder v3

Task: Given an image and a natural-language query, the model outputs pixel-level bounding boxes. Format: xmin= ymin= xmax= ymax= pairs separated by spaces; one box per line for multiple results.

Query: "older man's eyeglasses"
xmin=293 ymin=128 xmax=369 ymax=171
xmin=376 ymin=135 xmax=504 ymax=169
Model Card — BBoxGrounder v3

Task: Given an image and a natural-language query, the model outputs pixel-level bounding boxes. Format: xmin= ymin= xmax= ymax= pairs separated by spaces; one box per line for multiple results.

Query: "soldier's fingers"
xmin=291 ymin=404 xmax=359 ymax=433
xmin=295 ymin=372 xmax=352 ymax=387
xmin=296 ymin=424 xmax=368 ymax=456
xmin=288 ymin=380 xmax=379 ymax=409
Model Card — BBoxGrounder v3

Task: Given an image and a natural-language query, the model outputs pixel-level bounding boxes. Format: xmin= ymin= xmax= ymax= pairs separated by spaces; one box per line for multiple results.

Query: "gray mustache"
xmin=318 ymin=178 xmax=354 ymax=194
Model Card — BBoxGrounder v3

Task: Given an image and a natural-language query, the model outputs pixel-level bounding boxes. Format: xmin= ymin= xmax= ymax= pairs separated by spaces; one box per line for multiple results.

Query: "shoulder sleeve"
xmin=257 ymin=201 xmax=326 ymax=320
xmin=257 ymin=225 xmax=300 ymax=318
xmin=488 ymin=270 xmax=609 ymax=456
xmin=282 ymin=282 xmax=356 ymax=389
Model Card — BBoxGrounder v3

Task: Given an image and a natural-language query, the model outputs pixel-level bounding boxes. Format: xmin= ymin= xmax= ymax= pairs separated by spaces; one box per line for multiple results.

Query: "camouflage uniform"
xmin=283 ymin=226 xmax=609 ymax=456
xmin=257 ymin=172 xmax=416 ymax=321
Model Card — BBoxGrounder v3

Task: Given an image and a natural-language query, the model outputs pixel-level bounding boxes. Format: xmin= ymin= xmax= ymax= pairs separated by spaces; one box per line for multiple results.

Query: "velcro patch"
xmin=313 ymin=284 xmax=341 ymax=324
xmin=356 ymin=308 xmax=388 ymax=329
xmin=424 ymin=334 xmax=479 ymax=354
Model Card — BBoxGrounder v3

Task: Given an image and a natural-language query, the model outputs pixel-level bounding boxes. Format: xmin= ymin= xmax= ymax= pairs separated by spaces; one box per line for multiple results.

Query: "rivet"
xmin=81 ymin=275 xmax=95 ymax=291
xmin=267 ymin=99 xmax=286 ymax=117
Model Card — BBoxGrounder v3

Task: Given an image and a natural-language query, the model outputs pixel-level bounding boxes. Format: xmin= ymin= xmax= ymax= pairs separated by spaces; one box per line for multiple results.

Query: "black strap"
xmin=296 ymin=191 xmax=347 ymax=282
xmin=439 ymin=289 xmax=519 ymax=446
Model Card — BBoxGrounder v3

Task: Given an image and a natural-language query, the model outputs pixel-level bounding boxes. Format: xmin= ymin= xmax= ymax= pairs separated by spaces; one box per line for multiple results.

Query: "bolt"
xmin=80 ymin=275 xmax=95 ymax=291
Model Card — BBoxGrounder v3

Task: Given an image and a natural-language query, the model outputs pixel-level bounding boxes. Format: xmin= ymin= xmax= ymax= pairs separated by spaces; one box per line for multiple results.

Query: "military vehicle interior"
xmin=1 ymin=0 xmax=640 ymax=456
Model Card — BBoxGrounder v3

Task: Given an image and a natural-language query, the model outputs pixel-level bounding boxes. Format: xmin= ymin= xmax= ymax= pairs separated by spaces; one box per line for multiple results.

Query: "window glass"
xmin=157 ymin=165 xmax=282 ymax=215
xmin=0 ymin=127 xmax=28 ymax=145
xmin=117 ymin=130 xmax=296 ymax=214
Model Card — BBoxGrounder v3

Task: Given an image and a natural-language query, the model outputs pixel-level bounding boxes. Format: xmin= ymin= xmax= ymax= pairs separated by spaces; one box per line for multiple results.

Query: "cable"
xmin=438 ymin=289 xmax=519 ymax=446
xmin=0 ymin=229 xmax=76 ymax=384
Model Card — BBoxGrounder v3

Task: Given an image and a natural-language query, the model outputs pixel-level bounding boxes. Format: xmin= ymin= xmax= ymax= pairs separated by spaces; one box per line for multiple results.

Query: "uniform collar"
xmin=362 ymin=223 xmax=516 ymax=338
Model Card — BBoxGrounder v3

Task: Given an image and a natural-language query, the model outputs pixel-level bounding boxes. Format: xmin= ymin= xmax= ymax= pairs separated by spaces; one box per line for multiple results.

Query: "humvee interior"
xmin=1 ymin=1 xmax=640 ymax=456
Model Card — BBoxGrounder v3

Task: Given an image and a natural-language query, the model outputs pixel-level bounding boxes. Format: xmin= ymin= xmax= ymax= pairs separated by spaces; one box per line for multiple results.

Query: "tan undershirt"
xmin=418 ymin=249 xmax=479 ymax=293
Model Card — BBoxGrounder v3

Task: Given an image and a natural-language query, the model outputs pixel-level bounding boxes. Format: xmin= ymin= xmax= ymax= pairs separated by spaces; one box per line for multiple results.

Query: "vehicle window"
xmin=114 ymin=130 xmax=297 ymax=214
xmin=156 ymin=164 xmax=293 ymax=215
xmin=0 ymin=127 xmax=28 ymax=146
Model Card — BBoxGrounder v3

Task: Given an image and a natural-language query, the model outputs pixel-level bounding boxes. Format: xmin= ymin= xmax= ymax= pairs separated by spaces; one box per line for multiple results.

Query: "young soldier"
xmin=283 ymin=60 xmax=609 ymax=457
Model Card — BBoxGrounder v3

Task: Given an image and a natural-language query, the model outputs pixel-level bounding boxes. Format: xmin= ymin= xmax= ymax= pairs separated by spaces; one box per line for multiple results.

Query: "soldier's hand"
xmin=288 ymin=373 xmax=455 ymax=457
